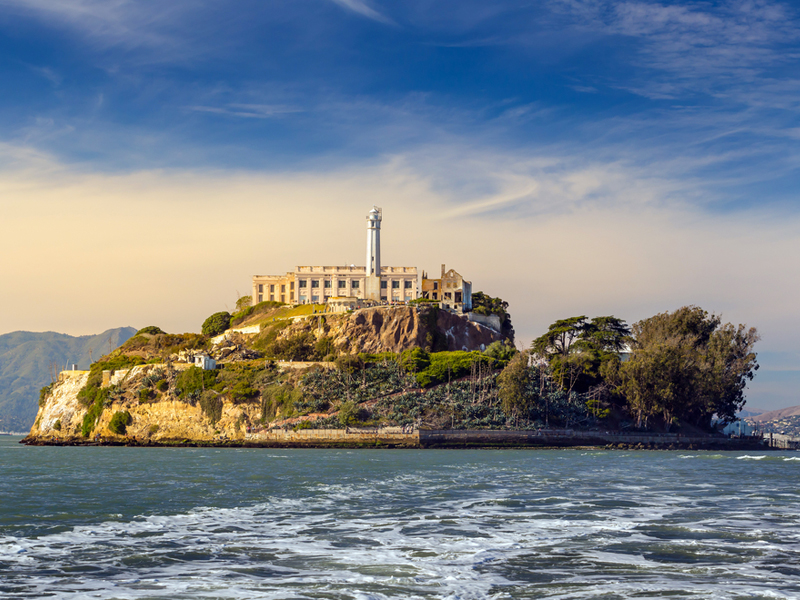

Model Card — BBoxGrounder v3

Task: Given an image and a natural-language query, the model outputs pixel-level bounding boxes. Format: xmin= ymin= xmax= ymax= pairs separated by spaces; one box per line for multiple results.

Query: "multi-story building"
xmin=421 ymin=264 xmax=473 ymax=313
xmin=252 ymin=208 xmax=419 ymax=305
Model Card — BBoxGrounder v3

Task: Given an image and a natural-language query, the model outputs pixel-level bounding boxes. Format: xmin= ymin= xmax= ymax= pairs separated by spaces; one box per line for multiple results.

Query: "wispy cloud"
xmin=328 ymin=0 xmax=394 ymax=25
xmin=186 ymin=104 xmax=304 ymax=119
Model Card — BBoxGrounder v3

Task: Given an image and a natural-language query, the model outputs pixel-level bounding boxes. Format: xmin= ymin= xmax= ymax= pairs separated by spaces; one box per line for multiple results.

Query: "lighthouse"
xmin=365 ymin=206 xmax=382 ymax=301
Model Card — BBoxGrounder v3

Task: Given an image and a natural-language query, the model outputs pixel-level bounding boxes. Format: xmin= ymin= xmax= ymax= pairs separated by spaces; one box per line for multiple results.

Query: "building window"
xmin=381 ymin=280 xmax=387 ymax=289
xmin=281 ymin=295 xmax=285 ymax=302
xmin=433 ymin=282 xmax=438 ymax=290
xmin=311 ymin=280 xmax=320 ymax=288
xmin=281 ymin=285 xmax=286 ymax=293
xmin=381 ymin=296 xmax=387 ymax=302
xmin=300 ymin=295 xmax=307 ymax=303
xmin=299 ymin=280 xmax=307 ymax=288
xmin=270 ymin=284 xmax=275 ymax=292
xmin=290 ymin=292 xmax=294 ymax=301
xmin=445 ymin=292 xmax=452 ymax=299
xmin=290 ymin=282 xmax=295 ymax=290
xmin=324 ymin=280 xmax=332 ymax=288
xmin=392 ymin=280 xmax=400 ymax=289
xmin=258 ymin=284 xmax=263 ymax=293
xmin=258 ymin=294 xmax=263 ymax=302
xmin=351 ymin=280 xmax=360 ymax=289
xmin=312 ymin=295 xmax=319 ymax=303
xmin=404 ymin=280 xmax=412 ymax=289
xmin=270 ymin=294 xmax=274 ymax=301
xmin=455 ymin=292 xmax=462 ymax=303
xmin=338 ymin=280 xmax=347 ymax=289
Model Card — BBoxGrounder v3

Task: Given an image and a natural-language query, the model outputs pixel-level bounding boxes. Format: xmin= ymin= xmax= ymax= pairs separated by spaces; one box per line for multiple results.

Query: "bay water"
xmin=1 ymin=436 xmax=799 ymax=599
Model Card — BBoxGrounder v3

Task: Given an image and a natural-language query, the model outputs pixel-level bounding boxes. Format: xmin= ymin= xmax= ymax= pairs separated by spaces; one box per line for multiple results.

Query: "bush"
xmin=315 ymin=336 xmax=336 ymax=359
xmin=199 ymin=391 xmax=224 ymax=424
xmin=414 ymin=351 xmax=497 ymax=387
xmin=202 ymin=311 xmax=231 ymax=336
xmin=53 ymin=419 xmax=61 ymax=431
xmin=148 ymin=424 xmax=160 ymax=435
xmin=335 ymin=354 xmax=364 ymax=373
xmin=338 ymin=400 xmax=360 ymax=427
xmin=174 ymin=366 xmax=218 ymax=400
xmin=136 ymin=326 xmax=165 ymax=335
xmin=39 ymin=383 xmax=54 ymax=407
xmin=155 ymin=379 xmax=168 ymax=392
xmin=108 ymin=411 xmax=132 ymax=435
xmin=139 ymin=388 xmax=154 ymax=403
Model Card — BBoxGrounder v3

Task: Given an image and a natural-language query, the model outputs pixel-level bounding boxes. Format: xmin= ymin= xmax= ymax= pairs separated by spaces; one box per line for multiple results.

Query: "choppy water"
xmin=1 ymin=437 xmax=799 ymax=599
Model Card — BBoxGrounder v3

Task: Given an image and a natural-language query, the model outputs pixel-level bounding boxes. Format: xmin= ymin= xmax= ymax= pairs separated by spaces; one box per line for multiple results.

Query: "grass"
xmin=236 ymin=303 xmax=330 ymax=328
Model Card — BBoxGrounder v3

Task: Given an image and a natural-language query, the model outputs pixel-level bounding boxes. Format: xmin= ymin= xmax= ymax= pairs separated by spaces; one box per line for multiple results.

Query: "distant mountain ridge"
xmin=0 ymin=328 xmax=137 ymax=432
xmin=748 ymin=405 xmax=800 ymax=423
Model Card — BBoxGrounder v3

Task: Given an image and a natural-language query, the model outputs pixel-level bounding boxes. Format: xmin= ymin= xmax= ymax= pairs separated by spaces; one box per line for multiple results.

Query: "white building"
xmin=252 ymin=207 xmax=419 ymax=305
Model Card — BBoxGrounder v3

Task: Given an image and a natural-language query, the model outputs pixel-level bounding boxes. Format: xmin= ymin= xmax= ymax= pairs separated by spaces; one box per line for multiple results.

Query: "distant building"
xmin=421 ymin=264 xmax=473 ymax=313
xmin=252 ymin=207 xmax=419 ymax=305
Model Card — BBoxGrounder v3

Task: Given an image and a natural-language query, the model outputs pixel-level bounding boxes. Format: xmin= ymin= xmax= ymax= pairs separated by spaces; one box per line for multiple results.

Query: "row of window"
xmin=296 ymin=279 xmax=414 ymax=289
xmin=257 ymin=283 xmax=293 ymax=293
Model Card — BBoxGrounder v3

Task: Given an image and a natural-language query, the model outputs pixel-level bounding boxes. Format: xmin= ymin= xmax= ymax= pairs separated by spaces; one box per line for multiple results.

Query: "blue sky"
xmin=2 ymin=0 xmax=800 ymax=409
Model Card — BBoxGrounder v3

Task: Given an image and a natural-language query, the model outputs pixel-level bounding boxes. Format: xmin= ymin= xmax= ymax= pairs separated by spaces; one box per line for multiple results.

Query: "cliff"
xmin=25 ymin=305 xmax=513 ymax=445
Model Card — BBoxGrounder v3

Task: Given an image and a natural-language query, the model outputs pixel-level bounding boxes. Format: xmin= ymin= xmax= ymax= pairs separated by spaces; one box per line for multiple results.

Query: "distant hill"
xmin=0 ymin=328 xmax=137 ymax=432
xmin=749 ymin=405 xmax=800 ymax=423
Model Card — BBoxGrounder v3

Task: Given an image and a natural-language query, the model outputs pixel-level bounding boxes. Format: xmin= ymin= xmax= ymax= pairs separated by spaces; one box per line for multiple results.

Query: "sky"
xmin=1 ymin=0 xmax=799 ymax=410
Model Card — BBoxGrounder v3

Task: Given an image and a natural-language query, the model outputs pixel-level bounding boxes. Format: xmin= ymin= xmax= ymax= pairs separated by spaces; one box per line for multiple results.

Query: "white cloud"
xmin=328 ymin=0 xmax=394 ymax=24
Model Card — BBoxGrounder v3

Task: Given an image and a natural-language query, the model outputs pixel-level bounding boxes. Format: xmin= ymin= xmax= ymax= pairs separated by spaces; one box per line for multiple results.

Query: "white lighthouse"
xmin=365 ymin=206 xmax=382 ymax=301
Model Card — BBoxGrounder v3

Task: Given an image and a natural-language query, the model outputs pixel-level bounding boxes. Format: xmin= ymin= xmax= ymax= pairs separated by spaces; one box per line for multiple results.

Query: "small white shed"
xmin=192 ymin=353 xmax=217 ymax=370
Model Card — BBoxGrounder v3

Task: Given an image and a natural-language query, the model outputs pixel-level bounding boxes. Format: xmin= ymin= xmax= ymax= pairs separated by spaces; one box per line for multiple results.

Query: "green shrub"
xmin=148 ymin=424 xmax=160 ymax=435
xmin=335 ymin=354 xmax=364 ymax=373
xmin=155 ymin=379 xmax=168 ymax=392
xmin=136 ymin=326 xmax=165 ymax=335
xmin=202 ymin=311 xmax=231 ymax=336
xmin=53 ymin=419 xmax=61 ymax=431
xmin=294 ymin=420 xmax=313 ymax=431
xmin=400 ymin=348 xmax=430 ymax=374
xmin=139 ymin=388 xmax=154 ymax=403
xmin=484 ymin=340 xmax=518 ymax=363
xmin=109 ymin=411 xmax=132 ymax=435
xmin=414 ymin=351 xmax=497 ymax=387
xmin=199 ymin=391 xmax=224 ymax=424
xmin=338 ymin=400 xmax=359 ymax=427
xmin=39 ymin=383 xmax=54 ymax=407
xmin=359 ymin=352 xmax=399 ymax=364
xmin=174 ymin=366 xmax=218 ymax=400
xmin=315 ymin=336 xmax=336 ymax=359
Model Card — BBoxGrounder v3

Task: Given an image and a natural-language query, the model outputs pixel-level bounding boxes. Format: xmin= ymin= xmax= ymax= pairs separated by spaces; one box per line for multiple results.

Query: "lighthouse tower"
xmin=365 ymin=206 xmax=382 ymax=301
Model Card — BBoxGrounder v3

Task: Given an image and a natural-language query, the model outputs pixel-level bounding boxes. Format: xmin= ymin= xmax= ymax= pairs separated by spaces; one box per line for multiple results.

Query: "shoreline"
xmin=19 ymin=428 xmax=775 ymax=451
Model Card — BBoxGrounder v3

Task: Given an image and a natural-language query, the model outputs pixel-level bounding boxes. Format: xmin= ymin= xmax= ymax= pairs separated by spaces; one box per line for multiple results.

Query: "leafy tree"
xmin=497 ymin=353 xmax=532 ymax=419
xmin=202 ymin=311 xmax=231 ymax=336
xmin=619 ymin=306 xmax=759 ymax=430
xmin=483 ymin=340 xmax=518 ymax=363
xmin=532 ymin=316 xmax=630 ymax=393
xmin=470 ymin=292 xmax=514 ymax=338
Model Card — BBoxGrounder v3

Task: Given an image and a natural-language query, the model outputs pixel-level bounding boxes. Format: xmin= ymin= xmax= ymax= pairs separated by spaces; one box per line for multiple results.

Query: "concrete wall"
xmin=245 ymin=426 xmax=418 ymax=446
xmin=468 ymin=312 xmax=502 ymax=333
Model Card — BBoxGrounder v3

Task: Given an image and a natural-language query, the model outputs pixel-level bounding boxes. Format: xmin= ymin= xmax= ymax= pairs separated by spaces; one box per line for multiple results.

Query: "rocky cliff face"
xmin=27 ymin=365 xmax=263 ymax=444
xmin=280 ymin=305 xmax=506 ymax=354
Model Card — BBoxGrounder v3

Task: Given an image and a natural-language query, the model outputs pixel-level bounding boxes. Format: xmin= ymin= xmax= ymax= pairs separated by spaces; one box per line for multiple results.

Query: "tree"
xmin=497 ymin=353 xmax=532 ymax=419
xmin=532 ymin=316 xmax=630 ymax=393
xmin=619 ymin=306 xmax=759 ymax=430
xmin=202 ymin=311 xmax=231 ymax=336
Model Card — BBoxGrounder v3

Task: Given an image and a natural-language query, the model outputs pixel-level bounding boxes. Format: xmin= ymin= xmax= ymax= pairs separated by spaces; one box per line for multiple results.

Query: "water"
xmin=1 ymin=437 xmax=799 ymax=599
